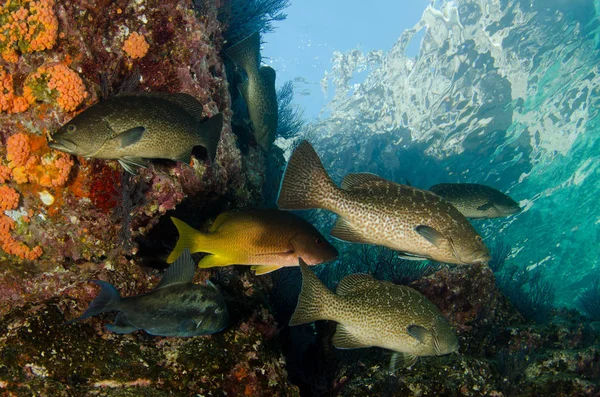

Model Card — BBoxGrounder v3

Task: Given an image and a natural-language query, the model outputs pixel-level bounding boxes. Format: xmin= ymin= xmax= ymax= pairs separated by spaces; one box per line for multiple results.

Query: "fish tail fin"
xmin=67 ymin=280 xmax=121 ymax=323
xmin=277 ymin=140 xmax=338 ymax=210
xmin=167 ymin=217 xmax=208 ymax=264
xmin=224 ymin=31 xmax=260 ymax=73
xmin=289 ymin=258 xmax=337 ymax=326
xmin=198 ymin=113 xmax=223 ymax=163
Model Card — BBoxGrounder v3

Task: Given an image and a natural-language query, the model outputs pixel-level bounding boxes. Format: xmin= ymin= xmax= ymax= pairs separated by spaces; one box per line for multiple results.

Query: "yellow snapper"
xmin=290 ymin=258 xmax=459 ymax=370
xmin=277 ymin=141 xmax=490 ymax=265
xmin=167 ymin=209 xmax=338 ymax=275
xmin=224 ymin=31 xmax=278 ymax=152
xmin=48 ymin=93 xmax=223 ymax=174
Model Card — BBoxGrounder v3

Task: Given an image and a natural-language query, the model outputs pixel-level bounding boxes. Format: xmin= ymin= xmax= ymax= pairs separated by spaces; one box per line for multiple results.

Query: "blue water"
xmin=278 ymin=0 xmax=600 ymax=308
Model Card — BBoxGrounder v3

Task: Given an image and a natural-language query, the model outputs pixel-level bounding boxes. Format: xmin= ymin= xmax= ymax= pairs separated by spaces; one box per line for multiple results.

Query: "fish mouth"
xmin=48 ymin=139 xmax=76 ymax=154
xmin=472 ymin=251 xmax=491 ymax=265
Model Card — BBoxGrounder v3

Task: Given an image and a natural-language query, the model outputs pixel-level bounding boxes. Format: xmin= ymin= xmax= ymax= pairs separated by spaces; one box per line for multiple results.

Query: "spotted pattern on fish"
xmin=290 ymin=260 xmax=459 ymax=359
xmin=277 ymin=141 xmax=490 ymax=265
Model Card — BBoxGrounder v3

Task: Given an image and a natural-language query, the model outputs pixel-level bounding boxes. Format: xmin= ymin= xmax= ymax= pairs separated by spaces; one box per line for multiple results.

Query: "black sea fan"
xmin=577 ymin=276 xmax=600 ymax=320
xmin=277 ymin=80 xmax=305 ymax=139
xmin=194 ymin=0 xmax=290 ymax=45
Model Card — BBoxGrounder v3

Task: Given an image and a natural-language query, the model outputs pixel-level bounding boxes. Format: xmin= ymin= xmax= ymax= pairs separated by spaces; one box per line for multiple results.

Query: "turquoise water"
xmin=297 ymin=0 xmax=600 ymax=307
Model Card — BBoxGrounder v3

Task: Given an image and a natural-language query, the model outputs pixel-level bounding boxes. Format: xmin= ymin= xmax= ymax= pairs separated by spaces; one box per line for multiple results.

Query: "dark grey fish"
xmin=68 ymin=249 xmax=228 ymax=337
xmin=429 ymin=183 xmax=521 ymax=219
xmin=277 ymin=141 xmax=490 ymax=265
xmin=225 ymin=31 xmax=278 ymax=152
xmin=290 ymin=258 xmax=459 ymax=370
xmin=48 ymin=93 xmax=223 ymax=174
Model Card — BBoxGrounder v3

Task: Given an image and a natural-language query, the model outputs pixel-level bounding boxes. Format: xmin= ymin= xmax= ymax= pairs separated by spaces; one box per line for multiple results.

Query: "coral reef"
xmin=0 ymin=265 xmax=299 ymax=396
xmin=278 ymin=264 xmax=600 ymax=396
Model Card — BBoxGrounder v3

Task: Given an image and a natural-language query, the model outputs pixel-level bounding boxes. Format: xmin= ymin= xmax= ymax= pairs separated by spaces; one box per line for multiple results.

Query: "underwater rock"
xmin=0 ymin=263 xmax=299 ymax=396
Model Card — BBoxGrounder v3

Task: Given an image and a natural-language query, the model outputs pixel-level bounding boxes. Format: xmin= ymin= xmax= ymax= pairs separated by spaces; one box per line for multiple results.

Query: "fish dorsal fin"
xmin=118 ymin=126 xmax=145 ymax=148
xmin=135 ymin=93 xmax=205 ymax=121
xmin=209 ymin=212 xmax=236 ymax=232
xmin=259 ymin=65 xmax=276 ymax=85
xmin=415 ymin=225 xmax=448 ymax=247
xmin=407 ymin=324 xmax=432 ymax=344
xmin=332 ymin=324 xmax=369 ymax=349
xmin=225 ymin=31 xmax=261 ymax=73
xmin=251 ymin=264 xmax=282 ymax=275
xmin=331 ymin=218 xmax=365 ymax=243
xmin=336 ymin=273 xmax=378 ymax=296
xmin=157 ymin=248 xmax=196 ymax=289
xmin=341 ymin=172 xmax=391 ymax=190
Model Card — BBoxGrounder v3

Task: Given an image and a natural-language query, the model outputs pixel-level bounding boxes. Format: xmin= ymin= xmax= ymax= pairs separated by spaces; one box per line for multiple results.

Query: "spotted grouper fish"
xmin=225 ymin=31 xmax=278 ymax=152
xmin=290 ymin=258 xmax=459 ymax=370
xmin=68 ymin=249 xmax=228 ymax=337
xmin=277 ymin=141 xmax=490 ymax=265
xmin=167 ymin=209 xmax=338 ymax=275
xmin=429 ymin=183 xmax=521 ymax=219
xmin=48 ymin=93 xmax=223 ymax=174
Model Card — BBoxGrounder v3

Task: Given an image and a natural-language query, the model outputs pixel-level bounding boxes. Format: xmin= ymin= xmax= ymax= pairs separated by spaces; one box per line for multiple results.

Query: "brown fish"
xmin=48 ymin=93 xmax=223 ymax=174
xmin=167 ymin=209 xmax=338 ymax=275
xmin=290 ymin=258 xmax=459 ymax=370
xmin=225 ymin=31 xmax=278 ymax=152
xmin=277 ymin=141 xmax=490 ymax=265
xmin=429 ymin=183 xmax=521 ymax=219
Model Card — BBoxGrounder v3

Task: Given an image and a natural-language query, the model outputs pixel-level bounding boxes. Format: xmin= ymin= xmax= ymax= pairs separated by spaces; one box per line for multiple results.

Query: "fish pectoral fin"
xmin=238 ymin=80 xmax=250 ymax=103
xmin=117 ymin=126 xmax=146 ymax=147
xmin=476 ymin=201 xmax=494 ymax=211
xmin=407 ymin=324 xmax=432 ymax=344
xmin=198 ymin=254 xmax=232 ymax=269
xmin=118 ymin=157 xmax=147 ymax=174
xmin=106 ymin=313 xmax=138 ymax=334
xmin=176 ymin=151 xmax=192 ymax=165
xmin=389 ymin=352 xmax=418 ymax=372
xmin=332 ymin=324 xmax=369 ymax=349
xmin=331 ymin=218 xmax=365 ymax=243
xmin=415 ymin=225 xmax=448 ymax=247
xmin=251 ymin=265 xmax=282 ymax=275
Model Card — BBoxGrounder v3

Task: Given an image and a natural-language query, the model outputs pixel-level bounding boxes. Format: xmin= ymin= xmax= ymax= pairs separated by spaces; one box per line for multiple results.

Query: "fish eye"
xmin=475 ymin=236 xmax=482 ymax=242
xmin=67 ymin=124 xmax=76 ymax=133
xmin=315 ymin=237 xmax=323 ymax=244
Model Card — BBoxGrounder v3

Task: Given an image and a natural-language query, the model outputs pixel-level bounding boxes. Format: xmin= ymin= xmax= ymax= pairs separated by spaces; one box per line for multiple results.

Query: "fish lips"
xmin=47 ymin=138 xmax=78 ymax=155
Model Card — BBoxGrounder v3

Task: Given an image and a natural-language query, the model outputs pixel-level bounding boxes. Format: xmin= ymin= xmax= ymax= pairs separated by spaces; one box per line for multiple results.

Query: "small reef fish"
xmin=290 ymin=258 xmax=459 ymax=370
xmin=48 ymin=93 xmax=223 ymax=174
xmin=429 ymin=183 xmax=521 ymax=219
xmin=225 ymin=31 xmax=278 ymax=152
xmin=277 ymin=141 xmax=490 ymax=265
xmin=167 ymin=209 xmax=338 ymax=275
xmin=68 ymin=249 xmax=228 ymax=337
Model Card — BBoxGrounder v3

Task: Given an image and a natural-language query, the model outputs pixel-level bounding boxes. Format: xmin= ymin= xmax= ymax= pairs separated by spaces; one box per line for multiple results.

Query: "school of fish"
xmin=61 ymin=30 xmax=522 ymax=372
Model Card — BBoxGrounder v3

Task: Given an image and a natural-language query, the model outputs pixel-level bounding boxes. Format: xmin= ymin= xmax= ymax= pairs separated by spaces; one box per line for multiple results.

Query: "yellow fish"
xmin=167 ymin=209 xmax=338 ymax=275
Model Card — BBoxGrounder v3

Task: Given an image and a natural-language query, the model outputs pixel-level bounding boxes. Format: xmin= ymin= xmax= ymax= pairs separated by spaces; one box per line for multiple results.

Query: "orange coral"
xmin=25 ymin=63 xmax=88 ymax=111
xmin=6 ymin=132 xmax=73 ymax=187
xmin=0 ymin=67 xmax=34 ymax=113
xmin=0 ymin=185 xmax=19 ymax=211
xmin=0 ymin=165 xmax=10 ymax=183
xmin=6 ymin=132 xmax=31 ymax=168
xmin=122 ymin=32 xmax=150 ymax=59
xmin=0 ymin=0 xmax=58 ymax=63
xmin=0 ymin=215 xmax=42 ymax=260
